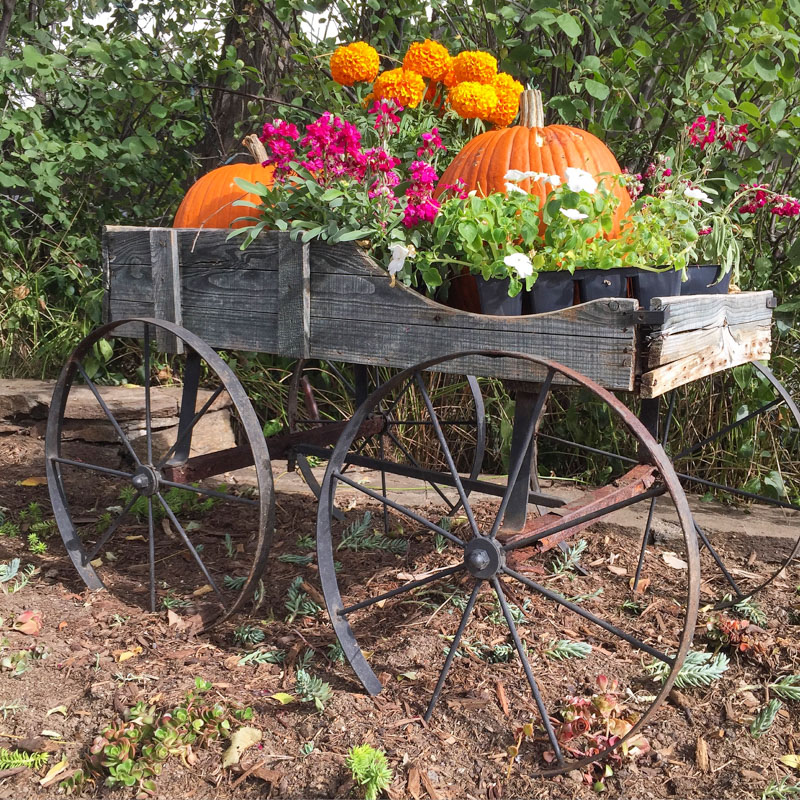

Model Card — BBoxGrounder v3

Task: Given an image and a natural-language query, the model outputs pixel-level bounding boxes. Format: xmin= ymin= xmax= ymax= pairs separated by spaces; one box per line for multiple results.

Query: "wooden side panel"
xmin=308 ymin=242 xmax=637 ymax=388
xmin=651 ymin=291 xmax=773 ymax=335
xmin=149 ymin=229 xmax=183 ymax=353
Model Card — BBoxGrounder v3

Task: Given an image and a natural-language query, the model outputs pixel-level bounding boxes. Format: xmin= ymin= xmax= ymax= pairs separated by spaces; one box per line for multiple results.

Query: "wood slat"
xmin=150 ymin=229 xmax=183 ymax=352
xmin=278 ymin=235 xmax=310 ymax=358
xmin=640 ymin=326 xmax=772 ymax=398
xmin=647 ymin=320 xmax=771 ymax=368
xmin=650 ymin=291 xmax=773 ymax=335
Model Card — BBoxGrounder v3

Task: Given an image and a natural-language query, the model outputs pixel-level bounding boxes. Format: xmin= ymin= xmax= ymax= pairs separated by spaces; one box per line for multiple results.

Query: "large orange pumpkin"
xmin=174 ymin=135 xmax=274 ymax=229
xmin=437 ymin=89 xmax=631 ymax=312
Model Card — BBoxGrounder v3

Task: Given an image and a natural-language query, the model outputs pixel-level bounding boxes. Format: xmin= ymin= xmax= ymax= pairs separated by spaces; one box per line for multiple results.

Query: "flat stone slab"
xmin=0 ymin=379 xmax=231 ymax=421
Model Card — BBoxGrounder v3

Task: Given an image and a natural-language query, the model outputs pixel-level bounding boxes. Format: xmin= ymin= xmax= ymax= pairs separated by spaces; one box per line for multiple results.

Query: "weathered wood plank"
xmin=150 ymin=229 xmax=183 ymax=352
xmin=278 ymin=236 xmax=310 ymax=358
xmin=651 ymin=291 xmax=773 ymax=335
xmin=647 ymin=320 xmax=771 ymax=368
xmin=309 ymin=317 xmax=635 ymax=388
xmin=640 ymin=327 xmax=772 ymax=398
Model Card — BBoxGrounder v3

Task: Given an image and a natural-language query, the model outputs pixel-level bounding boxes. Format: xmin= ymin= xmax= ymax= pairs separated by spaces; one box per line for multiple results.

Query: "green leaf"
xmin=334 ymin=229 xmax=372 ymax=242
xmin=754 ymin=54 xmax=778 ymax=81
xmin=233 ymin=178 xmax=268 ymax=195
xmin=769 ymin=98 xmax=787 ymax=125
xmin=738 ymin=101 xmax=760 ymax=119
xmin=555 ymin=13 xmax=582 ymax=40
xmin=584 ymin=78 xmax=610 ymax=100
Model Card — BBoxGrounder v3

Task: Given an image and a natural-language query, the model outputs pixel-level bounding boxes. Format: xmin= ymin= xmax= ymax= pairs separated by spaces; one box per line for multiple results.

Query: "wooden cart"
xmin=45 ymin=226 xmax=797 ymax=775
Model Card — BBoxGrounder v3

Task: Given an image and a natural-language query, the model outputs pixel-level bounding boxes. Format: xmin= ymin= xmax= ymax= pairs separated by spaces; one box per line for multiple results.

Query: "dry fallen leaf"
xmin=407 ymin=765 xmax=422 ymax=800
xmin=222 ymin=726 xmax=262 ymax=768
xmin=18 ymin=476 xmax=47 ymax=486
xmin=46 ymin=706 xmax=68 ymax=718
xmin=192 ymin=584 xmax=214 ymax=597
xmin=780 ymin=754 xmax=800 ymax=769
xmin=13 ymin=610 xmax=43 ymax=636
xmin=661 ymin=552 xmax=688 ymax=570
xmin=113 ymin=646 xmax=143 ymax=663
xmin=39 ymin=758 xmax=68 ymax=787
xmin=608 ymin=565 xmax=627 ymax=576
xmin=270 ymin=692 xmax=295 ymax=705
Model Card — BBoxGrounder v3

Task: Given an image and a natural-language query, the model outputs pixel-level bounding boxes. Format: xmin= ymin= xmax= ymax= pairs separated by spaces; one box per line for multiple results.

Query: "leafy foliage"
xmin=237 ymin=648 xmax=285 ymax=666
xmin=346 ymin=744 xmax=393 ymax=800
xmin=295 ymin=668 xmax=333 ymax=712
xmin=285 ymin=576 xmax=321 ymax=623
xmin=337 ymin=512 xmax=408 ymax=554
xmin=769 ymin=675 xmax=800 ymax=701
xmin=549 ymin=539 xmax=588 ymax=575
xmin=645 ymin=650 xmax=730 ymax=688
xmin=750 ymin=699 xmax=782 ymax=738
xmin=0 ymin=747 xmax=48 ymax=770
xmin=0 ymin=559 xmax=35 ymax=593
xmin=545 ymin=639 xmax=593 ymax=661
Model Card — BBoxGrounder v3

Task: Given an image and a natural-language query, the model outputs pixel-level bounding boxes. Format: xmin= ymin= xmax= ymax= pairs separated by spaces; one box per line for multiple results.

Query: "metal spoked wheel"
xmin=45 ymin=318 xmax=274 ymax=627
xmin=288 ymin=360 xmax=486 ymax=520
xmin=632 ymin=360 xmax=800 ymax=606
xmin=317 ymin=351 xmax=700 ymax=777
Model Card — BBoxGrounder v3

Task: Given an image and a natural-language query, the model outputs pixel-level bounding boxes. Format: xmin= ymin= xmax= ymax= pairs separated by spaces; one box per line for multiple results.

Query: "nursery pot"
xmin=681 ymin=264 xmax=731 ymax=295
xmin=475 ymin=277 xmax=523 ymax=316
xmin=578 ymin=269 xmax=627 ymax=303
xmin=528 ymin=271 xmax=575 ymax=314
xmin=632 ymin=269 xmax=682 ymax=310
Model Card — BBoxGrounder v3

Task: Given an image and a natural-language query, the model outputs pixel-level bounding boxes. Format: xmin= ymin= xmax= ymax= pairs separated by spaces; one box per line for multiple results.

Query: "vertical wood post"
xmin=150 ymin=228 xmax=183 ymax=353
xmin=278 ymin=234 xmax=311 ymax=358
xmin=502 ymin=388 xmax=540 ymax=531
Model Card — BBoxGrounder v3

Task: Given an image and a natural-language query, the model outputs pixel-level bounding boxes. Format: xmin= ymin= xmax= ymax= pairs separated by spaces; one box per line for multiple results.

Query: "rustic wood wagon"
xmin=45 ymin=226 xmax=798 ymax=775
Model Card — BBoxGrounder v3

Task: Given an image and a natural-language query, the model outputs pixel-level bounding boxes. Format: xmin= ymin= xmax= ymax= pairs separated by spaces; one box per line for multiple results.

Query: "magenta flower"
xmin=417 ymin=127 xmax=446 ymax=158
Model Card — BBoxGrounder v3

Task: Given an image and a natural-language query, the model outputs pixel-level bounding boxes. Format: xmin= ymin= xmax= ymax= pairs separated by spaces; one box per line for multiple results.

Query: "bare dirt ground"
xmin=1 ymin=429 xmax=799 ymax=800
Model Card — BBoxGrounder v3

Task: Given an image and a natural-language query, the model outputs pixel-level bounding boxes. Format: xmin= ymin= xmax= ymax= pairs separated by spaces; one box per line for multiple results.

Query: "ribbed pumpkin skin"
xmin=437 ymin=124 xmax=631 ymax=235
xmin=173 ymin=163 xmax=274 ymax=229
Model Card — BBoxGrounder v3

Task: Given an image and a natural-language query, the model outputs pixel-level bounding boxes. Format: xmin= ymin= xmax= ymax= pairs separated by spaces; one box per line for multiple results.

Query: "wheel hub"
xmin=131 ymin=465 xmax=159 ymax=496
xmin=464 ymin=536 xmax=505 ymax=578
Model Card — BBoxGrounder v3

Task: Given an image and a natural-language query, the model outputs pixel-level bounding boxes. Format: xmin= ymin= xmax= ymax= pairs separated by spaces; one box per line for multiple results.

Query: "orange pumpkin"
xmin=437 ymin=89 xmax=631 ymax=312
xmin=174 ymin=135 xmax=274 ymax=229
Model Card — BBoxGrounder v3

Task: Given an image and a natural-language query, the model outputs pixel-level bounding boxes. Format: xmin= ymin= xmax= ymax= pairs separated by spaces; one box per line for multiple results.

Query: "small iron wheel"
xmin=317 ymin=350 xmax=700 ymax=777
xmin=45 ymin=318 xmax=274 ymax=627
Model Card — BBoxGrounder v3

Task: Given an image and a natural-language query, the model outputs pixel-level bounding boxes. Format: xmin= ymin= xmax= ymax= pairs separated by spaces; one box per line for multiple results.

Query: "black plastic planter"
xmin=475 ymin=277 xmax=523 ymax=316
xmin=579 ymin=269 xmax=627 ymax=302
xmin=681 ymin=264 xmax=731 ymax=295
xmin=632 ymin=269 xmax=682 ymax=310
xmin=529 ymin=271 xmax=575 ymax=313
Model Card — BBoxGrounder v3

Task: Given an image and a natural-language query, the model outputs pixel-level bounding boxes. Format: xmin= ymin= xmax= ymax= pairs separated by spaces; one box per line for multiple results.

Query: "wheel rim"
xmin=316 ymin=350 xmax=700 ymax=777
xmin=45 ymin=318 xmax=274 ymax=627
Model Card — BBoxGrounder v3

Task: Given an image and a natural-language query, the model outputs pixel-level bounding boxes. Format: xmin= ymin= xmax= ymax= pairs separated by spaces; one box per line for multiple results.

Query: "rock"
xmin=567 ymin=769 xmax=584 ymax=785
xmin=650 ymin=517 xmax=682 ymax=544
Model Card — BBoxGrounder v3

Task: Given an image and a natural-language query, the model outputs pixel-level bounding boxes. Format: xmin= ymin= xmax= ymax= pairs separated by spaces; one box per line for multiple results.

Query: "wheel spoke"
xmin=492 ymin=577 xmax=563 ymax=764
xmin=503 ymin=566 xmax=674 ymax=666
xmin=143 ymin=324 xmax=153 ymax=465
xmin=157 ymin=478 xmax=259 ymax=507
xmin=489 ymin=370 xmax=555 ymax=539
xmin=384 ymin=428 xmax=455 ymax=509
xmin=694 ymin=521 xmax=744 ymax=597
xmin=332 ymin=471 xmax=464 ymax=547
xmin=85 ymin=494 xmax=138 ymax=564
xmin=675 ymin=471 xmax=800 ymax=512
xmin=378 ymin=436 xmax=389 ymax=534
xmin=52 ymin=456 xmax=133 ymax=481
xmin=147 ymin=497 xmax=156 ymax=612
xmin=673 ymin=397 xmax=783 ymax=461
xmin=75 ymin=362 xmax=141 ymax=466
xmin=340 ymin=563 xmax=465 ymax=616
xmin=631 ymin=495 xmax=658 ymax=591
xmin=415 ymin=373 xmax=481 ymax=539
xmin=156 ymin=384 xmax=225 ymax=469
xmin=503 ymin=485 xmax=666 ymax=553
xmin=156 ymin=493 xmax=225 ymax=603
xmin=536 ymin=433 xmax=638 ymax=466
xmin=423 ymin=580 xmax=481 ymax=721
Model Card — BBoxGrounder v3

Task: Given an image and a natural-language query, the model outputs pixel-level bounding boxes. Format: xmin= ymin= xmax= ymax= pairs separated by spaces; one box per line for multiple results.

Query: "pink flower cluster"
xmin=698 ymin=226 xmax=713 ymax=235
xmin=738 ymin=183 xmax=771 ymax=213
xmin=369 ymin=100 xmax=402 ymax=138
xmin=417 ymin=127 xmax=445 ymax=158
xmin=300 ymin=112 xmax=365 ymax=182
xmin=259 ymin=119 xmax=299 ymax=179
xmin=737 ymin=183 xmax=800 ymax=217
xmin=688 ymin=115 xmax=748 ymax=151
xmin=403 ymin=160 xmax=440 ymax=228
xmin=772 ymin=195 xmax=800 ymax=217
xmin=622 ymin=168 xmax=644 ymax=200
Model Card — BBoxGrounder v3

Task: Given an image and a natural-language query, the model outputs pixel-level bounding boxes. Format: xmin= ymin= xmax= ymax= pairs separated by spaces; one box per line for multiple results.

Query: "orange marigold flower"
xmin=442 ymin=59 xmax=457 ymax=88
xmin=488 ymin=72 xmax=524 ymax=127
xmin=330 ymin=41 xmax=380 ymax=86
xmin=403 ymin=39 xmax=450 ymax=81
xmin=451 ymin=50 xmax=498 ymax=84
xmin=362 ymin=91 xmax=375 ymax=108
xmin=373 ymin=68 xmax=425 ymax=108
xmin=448 ymin=81 xmax=498 ymax=120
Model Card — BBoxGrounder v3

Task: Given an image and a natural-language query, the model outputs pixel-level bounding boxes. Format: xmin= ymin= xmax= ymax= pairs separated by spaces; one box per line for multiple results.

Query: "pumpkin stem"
xmin=242 ymin=133 xmax=269 ymax=164
xmin=519 ymin=88 xmax=545 ymax=127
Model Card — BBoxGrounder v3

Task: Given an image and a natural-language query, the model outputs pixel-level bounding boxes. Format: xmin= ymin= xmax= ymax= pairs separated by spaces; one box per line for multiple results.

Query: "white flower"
xmin=467 ymin=190 xmax=479 ymax=198
xmin=504 ymin=169 xmax=530 ymax=182
xmin=684 ymin=186 xmax=712 ymax=204
xmin=559 ymin=207 xmax=588 ymax=221
xmin=387 ymin=244 xmax=412 ymax=275
xmin=546 ymin=174 xmax=561 ymax=186
xmin=505 ymin=181 xmax=528 ymax=195
xmin=565 ymin=167 xmax=597 ymax=194
xmin=504 ymin=252 xmax=534 ymax=278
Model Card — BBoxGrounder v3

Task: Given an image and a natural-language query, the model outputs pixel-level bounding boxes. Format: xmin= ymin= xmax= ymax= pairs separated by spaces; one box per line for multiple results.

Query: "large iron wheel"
xmin=45 ymin=318 xmax=274 ymax=626
xmin=632 ymin=360 xmax=800 ymax=605
xmin=317 ymin=351 xmax=700 ymax=777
